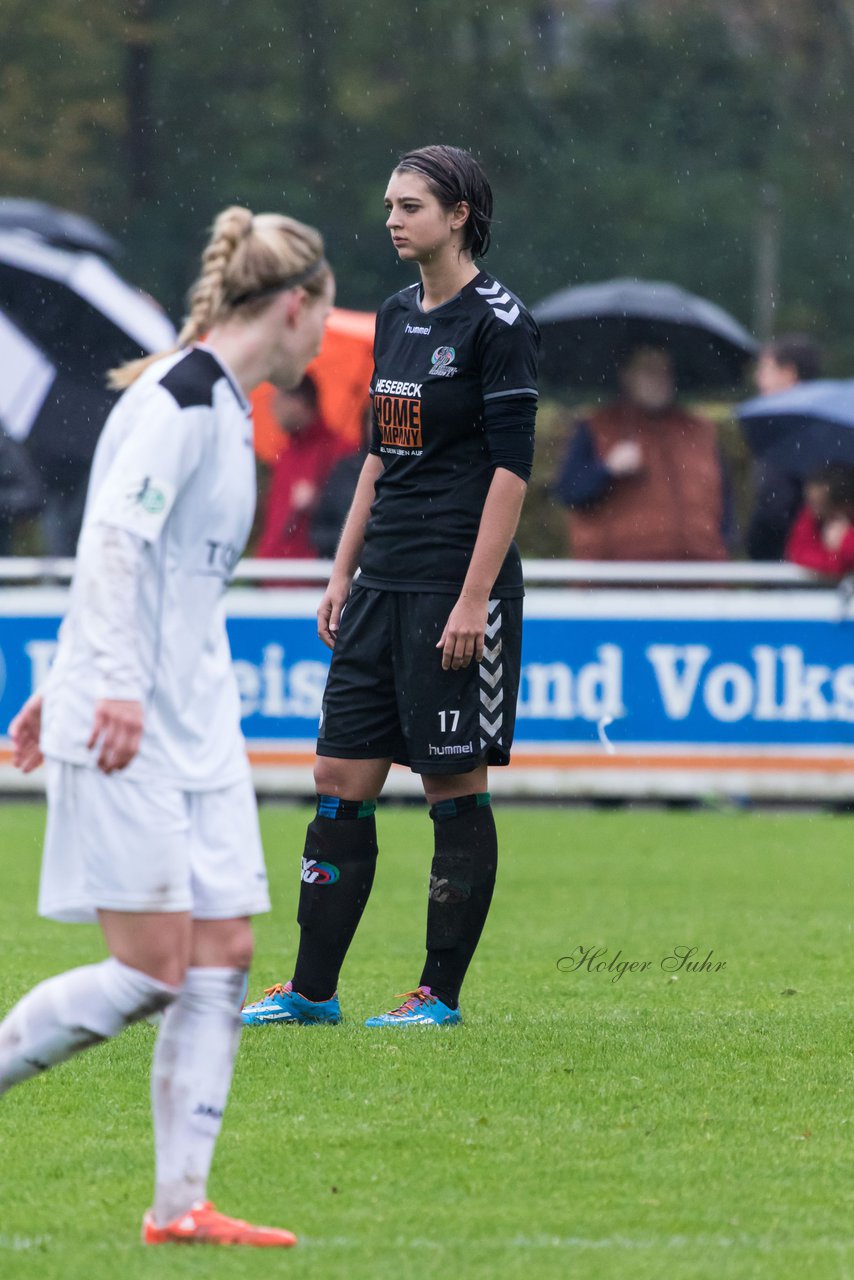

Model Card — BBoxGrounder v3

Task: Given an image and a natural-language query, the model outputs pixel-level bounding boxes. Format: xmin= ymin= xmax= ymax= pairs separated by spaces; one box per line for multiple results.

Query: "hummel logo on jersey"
xmin=301 ymin=857 xmax=340 ymax=884
xmin=429 ymin=346 xmax=458 ymax=377
xmin=476 ymin=280 xmax=520 ymax=326
xmin=405 ymin=323 xmax=432 ymax=335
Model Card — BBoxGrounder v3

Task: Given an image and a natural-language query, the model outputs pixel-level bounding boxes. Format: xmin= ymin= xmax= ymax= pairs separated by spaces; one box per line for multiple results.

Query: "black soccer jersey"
xmin=359 ymin=270 xmax=539 ymax=598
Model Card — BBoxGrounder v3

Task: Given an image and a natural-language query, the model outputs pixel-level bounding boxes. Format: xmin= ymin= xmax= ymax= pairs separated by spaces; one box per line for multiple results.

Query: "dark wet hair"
xmin=765 ymin=334 xmax=822 ymax=382
xmin=810 ymin=463 xmax=854 ymax=511
xmin=395 ymin=144 xmax=493 ymax=258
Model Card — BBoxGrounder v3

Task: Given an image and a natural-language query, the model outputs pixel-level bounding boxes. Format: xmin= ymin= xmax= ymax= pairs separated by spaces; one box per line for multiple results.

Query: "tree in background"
xmin=1 ymin=0 xmax=853 ymax=363
xmin=0 ymin=0 xmax=126 ymax=210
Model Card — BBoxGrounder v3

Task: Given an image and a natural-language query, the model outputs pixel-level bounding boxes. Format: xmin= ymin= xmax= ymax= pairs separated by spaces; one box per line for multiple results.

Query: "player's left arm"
xmin=437 ymin=467 xmax=529 ymax=671
xmin=438 ymin=308 xmax=539 ymax=671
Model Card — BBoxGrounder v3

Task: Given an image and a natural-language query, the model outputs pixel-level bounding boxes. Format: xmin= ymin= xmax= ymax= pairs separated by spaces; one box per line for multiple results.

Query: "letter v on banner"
xmin=646 ymin=645 xmax=711 ymax=720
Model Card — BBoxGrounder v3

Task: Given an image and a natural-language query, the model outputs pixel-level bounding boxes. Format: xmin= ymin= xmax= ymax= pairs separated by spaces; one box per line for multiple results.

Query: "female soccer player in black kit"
xmin=243 ymin=145 xmax=539 ymax=1027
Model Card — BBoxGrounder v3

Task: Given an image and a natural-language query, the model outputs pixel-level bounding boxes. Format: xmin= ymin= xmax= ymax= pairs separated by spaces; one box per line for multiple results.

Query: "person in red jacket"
xmin=256 ymin=373 xmax=350 ymax=558
xmin=785 ymin=464 xmax=854 ymax=577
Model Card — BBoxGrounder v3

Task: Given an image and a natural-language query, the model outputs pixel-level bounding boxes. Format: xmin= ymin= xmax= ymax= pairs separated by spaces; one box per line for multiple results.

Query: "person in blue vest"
xmin=746 ymin=333 xmax=823 ymax=560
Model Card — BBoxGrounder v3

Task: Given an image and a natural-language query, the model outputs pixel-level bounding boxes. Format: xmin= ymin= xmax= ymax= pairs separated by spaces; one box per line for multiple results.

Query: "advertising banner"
xmin=1 ymin=586 xmax=853 ymax=798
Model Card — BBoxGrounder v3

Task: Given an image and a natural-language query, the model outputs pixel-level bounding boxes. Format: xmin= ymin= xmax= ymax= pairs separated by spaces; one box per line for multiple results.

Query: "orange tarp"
xmin=252 ymin=307 xmax=376 ymax=464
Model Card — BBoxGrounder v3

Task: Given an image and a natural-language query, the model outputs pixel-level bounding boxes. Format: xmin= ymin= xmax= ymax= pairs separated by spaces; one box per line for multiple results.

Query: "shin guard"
xmin=421 ymin=793 xmax=497 ymax=1008
xmin=292 ymin=797 xmax=378 ymax=1002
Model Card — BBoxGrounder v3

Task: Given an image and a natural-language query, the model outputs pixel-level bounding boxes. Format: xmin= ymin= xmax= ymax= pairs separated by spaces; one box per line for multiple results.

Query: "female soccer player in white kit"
xmin=0 ymin=205 xmax=334 ymax=1247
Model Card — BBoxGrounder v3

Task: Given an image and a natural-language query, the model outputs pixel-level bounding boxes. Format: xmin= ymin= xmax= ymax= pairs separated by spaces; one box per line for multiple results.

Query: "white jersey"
xmin=41 ymin=346 xmax=257 ymax=789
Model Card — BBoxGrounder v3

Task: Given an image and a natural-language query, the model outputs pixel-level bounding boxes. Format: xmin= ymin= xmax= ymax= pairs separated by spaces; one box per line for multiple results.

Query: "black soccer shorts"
xmin=316 ymin=583 xmax=523 ymax=774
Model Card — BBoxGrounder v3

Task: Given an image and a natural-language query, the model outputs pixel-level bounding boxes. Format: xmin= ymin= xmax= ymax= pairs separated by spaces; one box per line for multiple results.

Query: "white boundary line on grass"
xmin=295 ymin=1231 xmax=799 ymax=1252
xmin=0 ymin=1235 xmax=52 ymax=1250
xmin=4 ymin=1231 xmax=850 ymax=1255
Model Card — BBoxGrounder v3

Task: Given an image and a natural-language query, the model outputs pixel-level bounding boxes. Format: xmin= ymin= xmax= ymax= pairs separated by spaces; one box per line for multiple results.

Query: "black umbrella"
xmin=531 ymin=278 xmax=757 ymax=394
xmin=0 ymin=229 xmax=175 ymax=478
xmin=0 ymin=306 xmax=120 ymax=483
xmin=737 ymin=380 xmax=854 ymax=477
xmin=0 ymin=230 xmax=174 ymax=387
xmin=0 ymin=199 xmax=120 ymax=259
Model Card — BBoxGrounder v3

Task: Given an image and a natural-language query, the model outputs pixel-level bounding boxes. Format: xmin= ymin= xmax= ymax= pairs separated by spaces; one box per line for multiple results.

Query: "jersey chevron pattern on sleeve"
xmin=475 ymin=279 xmax=520 ymax=326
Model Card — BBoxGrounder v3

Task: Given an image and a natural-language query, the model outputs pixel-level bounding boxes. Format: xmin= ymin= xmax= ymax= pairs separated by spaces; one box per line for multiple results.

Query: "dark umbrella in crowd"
xmin=0 ymin=227 xmax=175 ymax=471
xmin=0 ymin=198 xmax=120 ymax=259
xmin=532 ymin=277 xmax=757 ymax=393
xmin=737 ymin=380 xmax=854 ymax=476
xmin=0 ymin=311 xmax=51 ymax=534
xmin=0 ymin=304 xmax=119 ymax=477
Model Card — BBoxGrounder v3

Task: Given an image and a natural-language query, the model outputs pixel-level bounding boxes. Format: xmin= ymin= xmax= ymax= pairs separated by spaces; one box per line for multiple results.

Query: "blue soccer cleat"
xmin=364 ymin=986 xmax=462 ymax=1027
xmin=240 ymin=981 xmax=341 ymax=1026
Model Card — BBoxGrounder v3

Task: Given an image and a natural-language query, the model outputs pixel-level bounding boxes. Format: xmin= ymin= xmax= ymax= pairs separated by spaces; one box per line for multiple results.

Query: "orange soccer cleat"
xmin=142 ymin=1200 xmax=297 ymax=1247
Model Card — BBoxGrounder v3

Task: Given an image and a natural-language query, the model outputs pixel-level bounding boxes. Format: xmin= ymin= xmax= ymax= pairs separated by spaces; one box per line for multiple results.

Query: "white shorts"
xmin=39 ymin=760 xmax=272 ymax=924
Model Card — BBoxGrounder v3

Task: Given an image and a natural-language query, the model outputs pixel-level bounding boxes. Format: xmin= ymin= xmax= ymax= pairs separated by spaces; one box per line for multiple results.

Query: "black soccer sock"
xmin=419 ymin=793 xmax=497 ymax=1010
xmin=291 ymin=796 xmax=378 ymax=1003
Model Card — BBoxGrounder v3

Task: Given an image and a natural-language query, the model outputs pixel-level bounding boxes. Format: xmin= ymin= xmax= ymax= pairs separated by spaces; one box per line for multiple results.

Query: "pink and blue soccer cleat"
xmin=240 ymin=981 xmax=341 ymax=1026
xmin=364 ymin=986 xmax=462 ymax=1027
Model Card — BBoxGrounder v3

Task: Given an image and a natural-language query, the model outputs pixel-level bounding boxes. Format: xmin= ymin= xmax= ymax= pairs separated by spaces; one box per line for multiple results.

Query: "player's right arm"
xmin=9 ymin=693 xmax=44 ymax=773
xmin=80 ymin=523 xmax=148 ymax=773
xmin=317 ymin=452 xmax=383 ymax=648
xmin=8 ymin=524 xmax=147 ymax=777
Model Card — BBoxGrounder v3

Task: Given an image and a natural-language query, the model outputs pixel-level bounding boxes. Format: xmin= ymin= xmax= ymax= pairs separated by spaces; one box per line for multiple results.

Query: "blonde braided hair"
xmin=109 ymin=206 xmax=328 ymax=389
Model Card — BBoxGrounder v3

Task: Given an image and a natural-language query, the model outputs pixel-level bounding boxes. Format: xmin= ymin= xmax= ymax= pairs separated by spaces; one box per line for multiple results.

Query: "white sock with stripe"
xmin=151 ymin=966 xmax=245 ymax=1226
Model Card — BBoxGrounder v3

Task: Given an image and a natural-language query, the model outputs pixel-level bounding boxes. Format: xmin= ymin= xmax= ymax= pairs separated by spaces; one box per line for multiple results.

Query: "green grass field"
xmin=2 ymin=801 xmax=854 ymax=1280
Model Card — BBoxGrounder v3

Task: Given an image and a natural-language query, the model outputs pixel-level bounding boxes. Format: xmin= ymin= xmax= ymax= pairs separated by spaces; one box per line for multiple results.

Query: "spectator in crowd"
xmin=255 ymin=374 xmax=350 ymax=559
xmin=0 ymin=427 xmax=43 ymax=553
xmin=785 ymin=463 xmax=854 ymax=578
xmin=554 ymin=344 xmax=730 ymax=560
xmin=754 ymin=333 xmax=822 ymax=398
xmin=310 ymin=402 xmax=372 ymax=558
xmin=746 ymin=333 xmax=823 ymax=561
